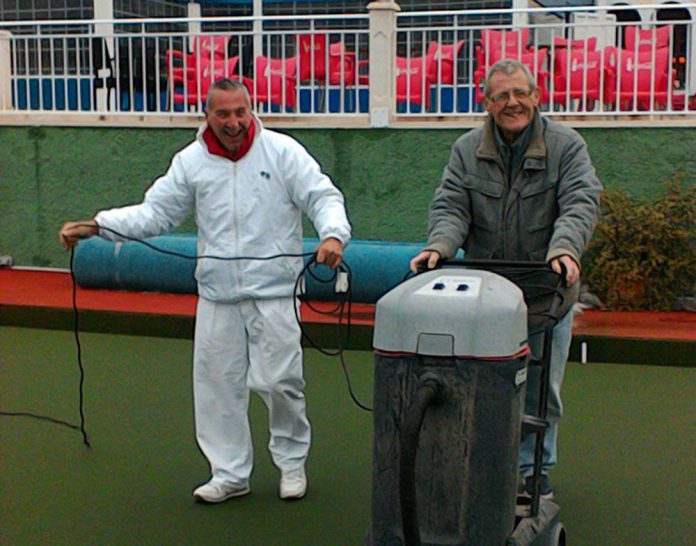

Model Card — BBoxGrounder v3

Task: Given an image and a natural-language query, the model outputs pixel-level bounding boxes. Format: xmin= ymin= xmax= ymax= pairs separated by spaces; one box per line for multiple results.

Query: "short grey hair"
xmin=483 ymin=59 xmax=536 ymax=99
xmin=205 ymin=78 xmax=251 ymax=110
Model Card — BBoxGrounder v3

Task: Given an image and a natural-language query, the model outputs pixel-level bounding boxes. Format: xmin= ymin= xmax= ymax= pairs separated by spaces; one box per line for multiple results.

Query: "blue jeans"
xmin=519 ymin=308 xmax=573 ymax=477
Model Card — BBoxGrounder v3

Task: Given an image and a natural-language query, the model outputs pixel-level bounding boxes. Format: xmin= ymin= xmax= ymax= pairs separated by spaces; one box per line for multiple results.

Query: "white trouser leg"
xmin=193 ymin=297 xmax=253 ymax=486
xmin=245 ymin=297 xmax=311 ymax=471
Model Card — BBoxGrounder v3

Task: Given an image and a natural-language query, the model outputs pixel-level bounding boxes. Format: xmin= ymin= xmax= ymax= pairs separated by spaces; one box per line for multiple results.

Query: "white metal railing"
xmin=0 ymin=14 xmax=370 ymax=123
xmin=0 ymin=4 xmax=695 ymax=127
xmin=395 ymin=4 xmax=696 ymax=119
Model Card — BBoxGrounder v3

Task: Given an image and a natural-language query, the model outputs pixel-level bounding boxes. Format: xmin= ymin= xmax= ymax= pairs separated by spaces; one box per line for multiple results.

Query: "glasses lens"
xmin=513 ymin=88 xmax=531 ymax=99
xmin=492 ymin=88 xmax=531 ymax=103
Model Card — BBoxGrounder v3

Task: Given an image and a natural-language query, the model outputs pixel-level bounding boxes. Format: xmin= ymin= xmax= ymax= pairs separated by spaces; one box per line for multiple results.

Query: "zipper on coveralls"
xmin=231 ymin=161 xmax=243 ymax=293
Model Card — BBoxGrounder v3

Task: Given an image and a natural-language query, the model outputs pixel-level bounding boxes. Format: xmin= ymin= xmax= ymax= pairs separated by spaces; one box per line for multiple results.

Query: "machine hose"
xmin=399 ymin=375 xmax=443 ymax=546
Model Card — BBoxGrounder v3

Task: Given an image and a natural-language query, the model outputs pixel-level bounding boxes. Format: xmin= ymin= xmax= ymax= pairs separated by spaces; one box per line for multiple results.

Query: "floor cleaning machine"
xmin=366 ymin=260 xmax=574 ymax=546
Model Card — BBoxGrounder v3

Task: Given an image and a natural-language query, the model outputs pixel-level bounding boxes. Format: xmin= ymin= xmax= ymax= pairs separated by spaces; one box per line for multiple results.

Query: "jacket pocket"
xmin=524 ymin=213 xmax=555 ymax=263
xmin=521 ymin=177 xmax=557 ymax=257
xmin=461 ymin=173 xmax=504 ymax=198
xmin=461 ymin=174 xmax=502 ymax=254
xmin=461 ymin=174 xmax=503 ymax=232
xmin=520 ymin=177 xmax=556 ymax=198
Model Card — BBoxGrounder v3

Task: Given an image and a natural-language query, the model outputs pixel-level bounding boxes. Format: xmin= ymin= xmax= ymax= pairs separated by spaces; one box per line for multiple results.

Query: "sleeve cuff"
xmin=424 ymin=239 xmax=457 ymax=260
xmin=546 ymin=247 xmax=580 ymax=268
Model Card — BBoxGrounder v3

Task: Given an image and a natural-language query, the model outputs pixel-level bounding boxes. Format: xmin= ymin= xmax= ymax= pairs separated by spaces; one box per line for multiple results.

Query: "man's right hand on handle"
xmin=409 ymin=250 xmax=441 ymax=273
xmin=59 ymin=219 xmax=98 ymax=250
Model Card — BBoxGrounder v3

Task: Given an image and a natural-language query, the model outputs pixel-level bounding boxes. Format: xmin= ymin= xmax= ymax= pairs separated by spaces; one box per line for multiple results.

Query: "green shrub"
xmin=582 ymin=178 xmax=696 ymax=310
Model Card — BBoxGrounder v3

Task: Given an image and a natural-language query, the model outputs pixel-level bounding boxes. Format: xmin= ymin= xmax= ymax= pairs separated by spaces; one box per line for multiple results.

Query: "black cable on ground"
xmin=1 ymin=227 xmax=371 ymax=446
xmin=0 ymin=247 xmax=91 ymax=446
xmin=0 ymin=411 xmax=83 ymax=433
xmin=292 ymin=256 xmax=371 ymax=412
xmin=70 ymin=246 xmax=91 ymax=447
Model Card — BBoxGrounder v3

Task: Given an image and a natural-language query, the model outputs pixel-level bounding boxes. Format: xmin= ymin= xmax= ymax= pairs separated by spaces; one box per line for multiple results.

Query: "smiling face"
xmin=484 ymin=68 xmax=539 ymax=143
xmin=205 ymin=86 xmax=253 ymax=152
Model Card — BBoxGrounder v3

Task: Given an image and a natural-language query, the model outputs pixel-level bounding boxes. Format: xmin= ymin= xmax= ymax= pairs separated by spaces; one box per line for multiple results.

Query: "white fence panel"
xmin=0 ymin=5 xmax=695 ymax=127
xmin=394 ymin=4 xmax=696 ymax=121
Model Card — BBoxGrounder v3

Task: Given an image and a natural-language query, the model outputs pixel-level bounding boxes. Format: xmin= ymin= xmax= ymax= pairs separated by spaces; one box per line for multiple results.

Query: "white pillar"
xmin=0 ymin=31 xmax=12 ymax=111
xmin=93 ymin=0 xmax=114 ymax=111
xmin=512 ymin=0 xmax=528 ymax=28
xmin=688 ymin=8 xmax=696 ymax=95
xmin=188 ymin=2 xmax=202 ymax=49
xmin=367 ymin=1 xmax=400 ymax=127
xmin=253 ymin=0 xmax=263 ymax=63
xmin=94 ymin=0 xmax=114 ymax=39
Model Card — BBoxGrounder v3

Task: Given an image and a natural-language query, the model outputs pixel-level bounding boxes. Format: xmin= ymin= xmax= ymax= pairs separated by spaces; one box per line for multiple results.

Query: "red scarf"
xmin=202 ymin=118 xmax=256 ymax=161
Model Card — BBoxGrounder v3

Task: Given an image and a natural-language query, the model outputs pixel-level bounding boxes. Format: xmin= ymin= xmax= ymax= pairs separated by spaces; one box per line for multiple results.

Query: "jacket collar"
xmin=477 ymin=109 xmax=546 ymax=164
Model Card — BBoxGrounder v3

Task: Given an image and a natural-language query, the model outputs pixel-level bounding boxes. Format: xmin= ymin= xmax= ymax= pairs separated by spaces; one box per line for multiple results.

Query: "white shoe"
xmin=279 ymin=466 xmax=307 ymax=500
xmin=193 ymin=479 xmax=250 ymax=503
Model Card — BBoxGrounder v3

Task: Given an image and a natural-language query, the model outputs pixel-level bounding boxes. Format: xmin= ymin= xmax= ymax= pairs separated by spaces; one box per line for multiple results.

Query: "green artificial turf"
xmin=1 ymin=327 xmax=694 ymax=546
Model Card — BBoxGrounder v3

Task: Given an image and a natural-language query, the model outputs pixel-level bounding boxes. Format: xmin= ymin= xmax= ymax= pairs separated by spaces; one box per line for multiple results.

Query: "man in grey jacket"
xmin=410 ymin=59 xmax=601 ymax=498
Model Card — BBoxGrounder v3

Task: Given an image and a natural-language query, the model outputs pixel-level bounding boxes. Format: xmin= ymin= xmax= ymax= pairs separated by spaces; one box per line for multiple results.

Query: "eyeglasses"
xmin=489 ymin=88 xmax=533 ymax=104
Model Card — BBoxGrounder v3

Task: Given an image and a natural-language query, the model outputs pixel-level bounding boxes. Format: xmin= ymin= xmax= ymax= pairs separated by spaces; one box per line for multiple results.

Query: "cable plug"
xmin=334 ymin=271 xmax=349 ymax=294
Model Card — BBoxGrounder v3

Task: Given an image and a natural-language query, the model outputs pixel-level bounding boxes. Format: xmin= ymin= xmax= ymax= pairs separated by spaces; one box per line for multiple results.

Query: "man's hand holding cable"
xmin=315 ymin=237 xmax=344 ymax=269
xmin=59 ymin=219 xmax=98 ymax=250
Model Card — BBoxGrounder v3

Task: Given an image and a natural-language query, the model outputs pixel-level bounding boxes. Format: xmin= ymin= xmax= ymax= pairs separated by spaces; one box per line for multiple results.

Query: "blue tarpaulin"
xmin=73 ymin=235 xmax=430 ymax=304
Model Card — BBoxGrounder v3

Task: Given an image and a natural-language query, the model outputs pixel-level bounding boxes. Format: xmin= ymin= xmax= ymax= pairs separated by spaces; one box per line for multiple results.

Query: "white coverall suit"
xmin=95 ymin=117 xmax=352 ymax=488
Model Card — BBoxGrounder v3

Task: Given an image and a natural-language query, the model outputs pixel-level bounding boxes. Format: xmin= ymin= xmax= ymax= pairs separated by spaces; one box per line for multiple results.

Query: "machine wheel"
xmin=549 ymin=521 xmax=566 ymax=546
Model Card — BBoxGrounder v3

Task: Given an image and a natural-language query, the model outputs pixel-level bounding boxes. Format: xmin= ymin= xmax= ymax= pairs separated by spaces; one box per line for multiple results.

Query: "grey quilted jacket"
xmin=425 ymin=110 xmax=602 ymax=269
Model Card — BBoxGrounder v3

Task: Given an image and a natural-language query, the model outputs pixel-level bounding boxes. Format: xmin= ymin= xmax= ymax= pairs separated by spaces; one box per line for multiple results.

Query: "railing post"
xmin=253 ymin=0 xmax=263 ymax=65
xmin=0 ymin=31 xmax=11 ymax=111
xmin=528 ymin=0 xmax=563 ymax=48
xmin=94 ymin=0 xmax=114 ymax=38
xmin=187 ymin=0 xmax=202 ymax=111
xmin=512 ymin=0 xmax=528 ymax=29
xmin=94 ymin=0 xmax=114 ymax=112
xmin=187 ymin=2 xmax=202 ymax=44
xmin=688 ymin=10 xmax=696 ymax=98
xmin=367 ymin=1 xmax=400 ymax=127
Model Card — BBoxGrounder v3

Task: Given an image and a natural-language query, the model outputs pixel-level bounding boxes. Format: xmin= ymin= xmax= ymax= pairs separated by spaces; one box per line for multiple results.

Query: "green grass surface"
xmin=1 ymin=327 xmax=694 ymax=546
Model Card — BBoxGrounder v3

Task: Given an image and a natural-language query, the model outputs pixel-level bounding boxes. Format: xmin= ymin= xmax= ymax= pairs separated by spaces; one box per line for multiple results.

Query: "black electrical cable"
xmin=292 ymin=256 xmax=344 ymax=358
xmin=96 ymin=224 xmax=315 ymax=261
xmin=0 ymin=411 xmax=83 ymax=431
xmin=1 ymin=225 xmax=371 ymax=446
xmin=94 ymin=225 xmax=370 ymax=411
xmin=0 ymin=247 xmax=92 ymax=446
xmin=338 ymin=351 xmax=372 ymax=412
xmin=71 ymin=246 xmax=91 ymax=447
xmin=291 ymin=257 xmax=371 ymax=411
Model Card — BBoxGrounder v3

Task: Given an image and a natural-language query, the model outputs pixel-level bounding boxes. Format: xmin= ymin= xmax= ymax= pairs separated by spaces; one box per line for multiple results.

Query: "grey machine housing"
xmin=373 ymin=268 xmax=529 ymax=358
xmin=368 ymin=268 xmax=534 ymax=545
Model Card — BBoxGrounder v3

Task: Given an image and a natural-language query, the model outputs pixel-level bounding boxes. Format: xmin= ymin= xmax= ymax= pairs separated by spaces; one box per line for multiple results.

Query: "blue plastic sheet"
xmin=73 ymin=235 xmax=428 ymax=303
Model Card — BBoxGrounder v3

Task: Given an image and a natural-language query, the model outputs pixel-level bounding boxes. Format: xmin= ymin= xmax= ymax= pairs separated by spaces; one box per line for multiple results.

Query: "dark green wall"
xmin=1 ymin=125 xmax=695 ymax=268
